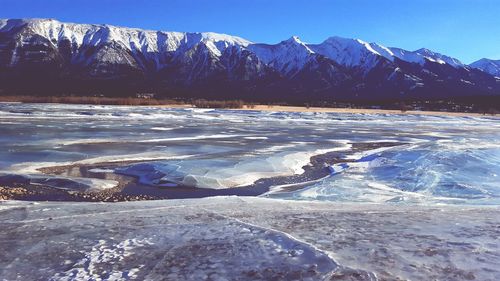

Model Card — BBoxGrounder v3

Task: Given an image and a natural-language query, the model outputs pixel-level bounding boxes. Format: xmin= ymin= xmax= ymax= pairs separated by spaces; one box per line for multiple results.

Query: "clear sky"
xmin=1 ymin=0 xmax=499 ymax=63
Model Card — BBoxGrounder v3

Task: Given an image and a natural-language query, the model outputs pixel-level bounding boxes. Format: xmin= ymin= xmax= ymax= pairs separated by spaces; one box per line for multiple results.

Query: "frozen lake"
xmin=1 ymin=103 xmax=500 ymax=280
xmin=0 ymin=103 xmax=499 ymax=205
xmin=1 ymin=197 xmax=499 ymax=280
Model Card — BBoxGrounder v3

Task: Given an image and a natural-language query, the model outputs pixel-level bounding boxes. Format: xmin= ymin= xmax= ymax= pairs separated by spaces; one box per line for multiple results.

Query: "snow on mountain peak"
xmin=285 ymin=36 xmax=303 ymax=44
xmin=201 ymin=32 xmax=251 ymax=46
xmin=0 ymin=18 xmax=489 ymax=78
xmin=197 ymin=32 xmax=251 ymax=56
xmin=389 ymin=47 xmax=464 ymax=68
xmin=367 ymin=43 xmax=395 ymax=60
xmin=1 ymin=18 xmax=499 ymax=98
xmin=307 ymin=36 xmax=387 ymax=69
xmin=281 ymin=36 xmax=312 ymax=51
xmin=0 ymin=18 xmax=252 ymax=58
xmin=247 ymin=36 xmax=315 ymax=76
xmin=470 ymin=58 xmax=500 ymax=77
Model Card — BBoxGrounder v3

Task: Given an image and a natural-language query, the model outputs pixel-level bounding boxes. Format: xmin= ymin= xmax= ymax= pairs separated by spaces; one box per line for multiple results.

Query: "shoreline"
xmin=1 ymin=100 xmax=498 ymax=118
xmin=232 ymin=105 xmax=499 ymax=118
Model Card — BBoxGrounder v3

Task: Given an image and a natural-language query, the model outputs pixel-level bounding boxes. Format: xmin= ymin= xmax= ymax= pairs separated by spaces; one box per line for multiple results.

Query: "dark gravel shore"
xmin=0 ymin=185 xmax=161 ymax=202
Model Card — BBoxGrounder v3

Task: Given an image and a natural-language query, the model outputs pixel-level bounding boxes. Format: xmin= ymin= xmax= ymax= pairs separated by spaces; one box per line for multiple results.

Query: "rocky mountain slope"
xmin=1 ymin=18 xmax=499 ymax=101
xmin=470 ymin=58 xmax=500 ymax=78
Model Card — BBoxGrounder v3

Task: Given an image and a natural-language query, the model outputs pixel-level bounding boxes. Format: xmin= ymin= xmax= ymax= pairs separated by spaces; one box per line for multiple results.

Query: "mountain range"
xmin=1 ymin=18 xmax=499 ymax=102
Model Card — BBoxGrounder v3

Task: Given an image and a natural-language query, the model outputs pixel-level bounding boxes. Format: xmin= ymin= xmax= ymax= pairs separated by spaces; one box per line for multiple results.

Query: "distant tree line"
xmin=0 ymin=95 xmax=251 ymax=109
xmin=190 ymin=99 xmax=245 ymax=109
xmin=0 ymin=95 xmax=180 ymax=106
xmin=0 ymin=94 xmax=498 ymax=114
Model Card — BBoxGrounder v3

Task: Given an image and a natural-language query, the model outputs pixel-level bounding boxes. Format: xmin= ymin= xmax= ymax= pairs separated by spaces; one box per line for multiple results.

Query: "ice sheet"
xmin=116 ymin=145 xmax=351 ymax=189
xmin=0 ymin=197 xmax=498 ymax=280
xmin=0 ymin=103 xmax=499 ymax=203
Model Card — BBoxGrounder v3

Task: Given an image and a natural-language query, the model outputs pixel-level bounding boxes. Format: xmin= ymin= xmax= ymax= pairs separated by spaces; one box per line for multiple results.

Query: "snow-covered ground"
xmin=1 ymin=197 xmax=499 ymax=280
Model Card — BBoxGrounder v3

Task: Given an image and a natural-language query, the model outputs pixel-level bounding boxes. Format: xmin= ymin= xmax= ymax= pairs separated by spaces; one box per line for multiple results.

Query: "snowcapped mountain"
xmin=308 ymin=37 xmax=389 ymax=70
xmin=470 ymin=59 xmax=500 ymax=77
xmin=389 ymin=48 xmax=465 ymax=68
xmin=0 ymin=18 xmax=251 ymax=56
xmin=307 ymin=37 xmax=466 ymax=70
xmin=248 ymin=36 xmax=316 ymax=77
xmin=0 ymin=18 xmax=251 ymax=72
xmin=0 ymin=18 xmax=498 ymax=101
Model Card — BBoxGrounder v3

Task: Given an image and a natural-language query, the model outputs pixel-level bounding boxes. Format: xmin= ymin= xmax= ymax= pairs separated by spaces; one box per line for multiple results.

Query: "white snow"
xmin=308 ymin=36 xmax=386 ymax=70
xmin=390 ymin=47 xmax=464 ymax=68
xmin=248 ymin=36 xmax=315 ymax=76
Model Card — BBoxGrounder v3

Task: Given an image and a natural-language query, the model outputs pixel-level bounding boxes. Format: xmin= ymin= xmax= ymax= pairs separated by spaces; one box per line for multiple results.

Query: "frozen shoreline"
xmin=0 ymin=142 xmax=401 ymax=202
xmin=194 ymin=104 xmax=500 ymax=118
xmin=3 ymin=100 xmax=499 ymax=117
xmin=1 ymin=196 xmax=499 ymax=280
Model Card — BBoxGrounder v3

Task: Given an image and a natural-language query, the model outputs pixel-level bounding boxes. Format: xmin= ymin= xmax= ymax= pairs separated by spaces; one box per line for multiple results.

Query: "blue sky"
xmin=1 ymin=0 xmax=499 ymax=63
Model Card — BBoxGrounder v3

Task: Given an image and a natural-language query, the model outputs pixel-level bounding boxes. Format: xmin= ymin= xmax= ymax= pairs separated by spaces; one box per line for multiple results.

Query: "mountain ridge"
xmin=0 ymin=18 xmax=498 ymax=102
xmin=470 ymin=58 xmax=500 ymax=77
